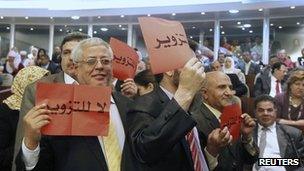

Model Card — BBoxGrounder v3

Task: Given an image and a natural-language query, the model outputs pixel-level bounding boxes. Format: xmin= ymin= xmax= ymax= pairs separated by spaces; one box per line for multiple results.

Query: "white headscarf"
xmin=223 ymin=56 xmax=236 ymax=74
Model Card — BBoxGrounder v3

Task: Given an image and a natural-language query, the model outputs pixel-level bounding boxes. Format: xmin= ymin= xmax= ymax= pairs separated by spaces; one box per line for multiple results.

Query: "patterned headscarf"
xmin=3 ymin=66 xmax=49 ymax=110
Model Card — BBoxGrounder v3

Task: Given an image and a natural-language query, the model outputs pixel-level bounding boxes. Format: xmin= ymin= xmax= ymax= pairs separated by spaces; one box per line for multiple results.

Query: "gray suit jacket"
xmin=253 ymin=71 xmax=271 ymax=97
xmin=253 ymin=123 xmax=304 ymax=170
xmin=247 ymin=62 xmax=260 ymax=75
xmin=13 ymin=72 xmax=65 ymax=170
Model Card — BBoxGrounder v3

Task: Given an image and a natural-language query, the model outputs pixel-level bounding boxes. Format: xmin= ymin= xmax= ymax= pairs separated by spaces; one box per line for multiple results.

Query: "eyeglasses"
xmin=80 ymin=58 xmax=112 ymax=66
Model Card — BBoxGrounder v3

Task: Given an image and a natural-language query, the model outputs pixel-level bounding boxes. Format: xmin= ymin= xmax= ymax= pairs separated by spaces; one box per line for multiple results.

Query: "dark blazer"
xmin=191 ymin=99 xmax=259 ymax=171
xmin=45 ymin=61 xmax=61 ymax=74
xmin=254 ymin=71 xmax=272 ymax=97
xmin=243 ymin=62 xmax=260 ymax=75
xmin=227 ymin=73 xmax=248 ymax=97
xmin=253 ymin=123 xmax=304 ymax=171
xmin=127 ymin=86 xmax=197 ymax=171
xmin=16 ymin=92 xmax=137 ymax=171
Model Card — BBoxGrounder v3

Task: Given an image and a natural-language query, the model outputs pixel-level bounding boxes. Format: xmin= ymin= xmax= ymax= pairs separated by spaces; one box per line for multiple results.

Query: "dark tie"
xmin=275 ymin=80 xmax=280 ymax=95
xmin=186 ymin=129 xmax=209 ymax=171
xmin=255 ymin=127 xmax=268 ymax=170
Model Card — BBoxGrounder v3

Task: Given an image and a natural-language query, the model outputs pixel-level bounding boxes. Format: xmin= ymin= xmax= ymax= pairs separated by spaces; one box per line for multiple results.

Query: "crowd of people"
xmin=0 ymin=32 xmax=303 ymax=171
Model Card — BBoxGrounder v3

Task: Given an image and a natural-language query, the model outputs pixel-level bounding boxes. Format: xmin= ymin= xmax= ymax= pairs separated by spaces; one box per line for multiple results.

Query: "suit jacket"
xmin=245 ymin=62 xmax=260 ymax=75
xmin=46 ymin=61 xmax=61 ymax=74
xmin=227 ymin=73 xmax=248 ymax=97
xmin=127 ymin=86 xmax=197 ymax=171
xmin=253 ymin=71 xmax=272 ymax=97
xmin=191 ymin=99 xmax=259 ymax=171
xmin=253 ymin=123 xmax=304 ymax=171
xmin=16 ymin=92 xmax=138 ymax=171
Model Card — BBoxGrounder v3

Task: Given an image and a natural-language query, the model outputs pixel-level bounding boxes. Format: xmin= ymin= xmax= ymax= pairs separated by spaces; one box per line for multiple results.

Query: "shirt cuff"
xmin=204 ymin=147 xmax=219 ymax=171
xmin=22 ymin=138 xmax=40 ymax=170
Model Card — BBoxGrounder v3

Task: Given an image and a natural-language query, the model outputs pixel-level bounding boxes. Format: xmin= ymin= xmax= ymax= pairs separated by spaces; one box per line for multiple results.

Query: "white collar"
xmin=64 ymin=73 xmax=78 ymax=84
xmin=160 ymin=86 xmax=174 ymax=100
xmin=258 ymin=122 xmax=276 ymax=133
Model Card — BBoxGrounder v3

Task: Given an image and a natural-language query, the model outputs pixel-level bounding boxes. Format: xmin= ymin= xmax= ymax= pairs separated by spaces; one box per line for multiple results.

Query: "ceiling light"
xmin=79 ymin=28 xmax=82 ymax=31
xmin=242 ymin=27 xmax=245 ymax=30
xmin=270 ymin=23 xmax=274 ymax=26
xmin=249 ymin=30 xmax=253 ymax=33
xmin=190 ymin=36 xmax=193 ymax=39
xmin=0 ymin=16 xmax=4 ymax=19
xmin=6 ymin=27 xmax=9 ymax=30
xmin=221 ymin=31 xmax=225 ymax=35
xmin=59 ymin=29 xmax=62 ymax=32
xmin=201 ymin=12 xmax=205 ymax=15
xmin=290 ymin=6 xmax=295 ymax=9
xmin=199 ymin=41 xmax=202 ymax=43
xmin=93 ymin=31 xmax=97 ymax=34
xmin=209 ymin=28 xmax=213 ymax=32
xmin=97 ymin=16 xmax=101 ymax=19
xmin=121 ymin=28 xmax=127 ymax=30
xmin=220 ymin=26 xmax=223 ymax=28
xmin=192 ymin=26 xmax=196 ymax=29
xmin=66 ymin=30 xmax=69 ymax=33
xmin=258 ymin=8 xmax=263 ymax=12
xmin=50 ymin=17 xmax=53 ymax=19
xmin=100 ymin=27 xmax=108 ymax=31
xmin=237 ymin=21 xmax=241 ymax=25
xmin=243 ymin=24 xmax=251 ymax=28
xmin=297 ymin=22 xmax=300 ymax=25
xmin=30 ymin=28 xmax=34 ymax=31
xmin=64 ymin=25 xmax=67 ymax=27
xmin=229 ymin=9 xmax=239 ymax=14
xmin=71 ymin=16 xmax=80 ymax=20
xmin=278 ymin=26 xmax=283 ymax=29
xmin=25 ymin=16 xmax=29 ymax=19
xmin=120 ymin=15 xmax=124 ymax=18
xmin=147 ymin=14 xmax=151 ymax=17
xmin=119 ymin=24 xmax=122 ymax=27
xmin=172 ymin=13 xmax=176 ymax=16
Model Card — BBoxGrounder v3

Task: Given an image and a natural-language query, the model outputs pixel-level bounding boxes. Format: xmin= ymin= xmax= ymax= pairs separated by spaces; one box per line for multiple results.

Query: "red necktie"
xmin=186 ymin=129 xmax=207 ymax=171
xmin=275 ymin=80 xmax=280 ymax=95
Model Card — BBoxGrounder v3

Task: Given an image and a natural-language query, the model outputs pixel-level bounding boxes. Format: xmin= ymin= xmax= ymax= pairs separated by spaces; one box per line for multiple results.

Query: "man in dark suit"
xmin=16 ymin=37 xmax=140 ymax=171
xmin=191 ymin=71 xmax=259 ymax=171
xmin=127 ymin=58 xmax=208 ymax=170
xmin=252 ymin=95 xmax=304 ymax=171
xmin=254 ymin=62 xmax=287 ymax=97
xmin=240 ymin=51 xmax=261 ymax=75
xmin=37 ymin=54 xmax=61 ymax=74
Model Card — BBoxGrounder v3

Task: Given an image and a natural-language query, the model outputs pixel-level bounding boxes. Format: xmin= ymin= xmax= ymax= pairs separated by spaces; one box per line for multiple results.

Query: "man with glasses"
xmin=16 ymin=37 xmax=140 ymax=171
xmin=254 ymin=62 xmax=287 ymax=97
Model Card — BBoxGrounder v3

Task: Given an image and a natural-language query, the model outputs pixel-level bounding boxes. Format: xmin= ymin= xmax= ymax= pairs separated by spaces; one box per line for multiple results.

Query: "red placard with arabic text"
xmin=139 ymin=17 xmax=192 ymax=74
xmin=36 ymin=82 xmax=111 ymax=136
xmin=220 ymin=104 xmax=242 ymax=142
xmin=110 ymin=38 xmax=139 ymax=80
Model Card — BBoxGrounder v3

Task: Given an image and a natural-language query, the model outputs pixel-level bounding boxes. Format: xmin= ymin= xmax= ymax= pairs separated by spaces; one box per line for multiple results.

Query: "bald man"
xmin=191 ymin=71 xmax=259 ymax=171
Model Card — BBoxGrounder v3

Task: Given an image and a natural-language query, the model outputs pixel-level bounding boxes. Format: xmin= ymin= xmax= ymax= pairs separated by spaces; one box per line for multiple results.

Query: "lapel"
xmin=276 ymin=124 xmax=288 ymax=157
xmin=83 ymin=137 xmax=108 ymax=171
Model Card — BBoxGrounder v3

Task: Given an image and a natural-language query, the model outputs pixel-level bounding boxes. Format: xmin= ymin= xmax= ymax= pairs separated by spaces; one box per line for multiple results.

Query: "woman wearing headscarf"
xmin=223 ymin=56 xmax=246 ymax=84
xmin=0 ymin=66 xmax=49 ymax=171
xmin=275 ymin=68 xmax=304 ymax=132
xmin=3 ymin=51 xmax=24 ymax=77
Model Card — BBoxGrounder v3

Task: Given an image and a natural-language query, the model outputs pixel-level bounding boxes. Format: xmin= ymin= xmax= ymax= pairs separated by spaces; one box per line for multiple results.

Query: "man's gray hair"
xmin=71 ymin=37 xmax=113 ymax=63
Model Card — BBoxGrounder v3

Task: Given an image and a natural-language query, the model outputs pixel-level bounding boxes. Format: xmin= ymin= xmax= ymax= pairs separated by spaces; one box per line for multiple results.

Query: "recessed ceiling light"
xmin=30 ymin=28 xmax=34 ymax=31
xmin=6 ymin=27 xmax=10 ymax=30
xmin=50 ymin=17 xmax=53 ymax=19
xmin=0 ymin=16 xmax=4 ymax=19
xmin=209 ymin=28 xmax=213 ymax=32
xmin=172 ymin=13 xmax=176 ymax=16
xmin=249 ymin=30 xmax=253 ymax=33
xmin=59 ymin=29 xmax=63 ymax=32
xmin=64 ymin=25 xmax=67 ymax=27
xmin=258 ymin=8 xmax=263 ymax=12
xmin=192 ymin=26 xmax=196 ymax=29
xmin=190 ymin=36 xmax=193 ymax=39
xmin=237 ymin=21 xmax=241 ymax=25
xmin=278 ymin=26 xmax=283 ymax=29
xmin=100 ymin=27 xmax=108 ymax=31
xmin=119 ymin=24 xmax=122 ymax=27
xmin=290 ymin=6 xmax=295 ymax=9
xmin=121 ymin=27 xmax=127 ymax=30
xmin=242 ymin=27 xmax=245 ymax=30
xmin=98 ymin=16 xmax=101 ymax=19
xmin=243 ymin=24 xmax=251 ymax=28
xmin=93 ymin=31 xmax=97 ymax=34
xmin=220 ymin=26 xmax=223 ymax=28
xmin=201 ymin=12 xmax=205 ymax=15
xmin=221 ymin=31 xmax=225 ymax=34
xmin=229 ymin=9 xmax=239 ymax=14
xmin=270 ymin=23 xmax=274 ymax=26
xmin=147 ymin=14 xmax=151 ymax=17
xmin=71 ymin=16 xmax=80 ymax=20
xmin=297 ymin=22 xmax=300 ymax=25
xmin=25 ymin=16 xmax=29 ymax=19
xmin=120 ymin=15 xmax=125 ymax=18
xmin=79 ymin=28 xmax=82 ymax=32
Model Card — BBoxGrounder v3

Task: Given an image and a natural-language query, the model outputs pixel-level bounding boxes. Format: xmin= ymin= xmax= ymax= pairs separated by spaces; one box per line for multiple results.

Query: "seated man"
xmin=252 ymin=95 xmax=304 ymax=171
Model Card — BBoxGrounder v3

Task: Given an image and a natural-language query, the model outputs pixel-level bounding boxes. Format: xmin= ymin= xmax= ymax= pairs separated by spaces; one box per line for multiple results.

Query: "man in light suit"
xmin=191 ymin=71 xmax=259 ymax=171
xmin=252 ymin=95 xmax=304 ymax=171
xmin=16 ymin=38 xmax=140 ymax=171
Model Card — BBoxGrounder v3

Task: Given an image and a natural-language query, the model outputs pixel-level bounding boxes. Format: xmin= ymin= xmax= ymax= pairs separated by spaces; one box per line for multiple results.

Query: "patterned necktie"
xmin=186 ymin=128 xmax=208 ymax=171
xmin=103 ymin=119 xmax=122 ymax=171
xmin=255 ymin=127 xmax=268 ymax=170
xmin=275 ymin=80 xmax=280 ymax=95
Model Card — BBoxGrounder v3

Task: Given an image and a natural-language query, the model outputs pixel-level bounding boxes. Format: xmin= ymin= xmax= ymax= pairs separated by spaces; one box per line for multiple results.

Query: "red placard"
xmin=110 ymin=38 xmax=139 ymax=80
xmin=220 ymin=104 xmax=242 ymax=142
xmin=36 ymin=82 xmax=111 ymax=136
xmin=138 ymin=17 xmax=192 ymax=74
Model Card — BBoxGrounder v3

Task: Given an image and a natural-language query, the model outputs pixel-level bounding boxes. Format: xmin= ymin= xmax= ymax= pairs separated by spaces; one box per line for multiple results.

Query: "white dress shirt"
xmin=269 ymin=75 xmax=282 ymax=97
xmin=245 ymin=61 xmax=252 ymax=75
xmin=22 ymin=73 xmax=125 ymax=170
xmin=252 ymin=123 xmax=286 ymax=171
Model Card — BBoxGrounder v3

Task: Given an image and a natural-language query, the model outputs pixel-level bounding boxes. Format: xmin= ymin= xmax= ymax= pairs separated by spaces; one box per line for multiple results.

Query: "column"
xmin=49 ymin=24 xmax=54 ymax=58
